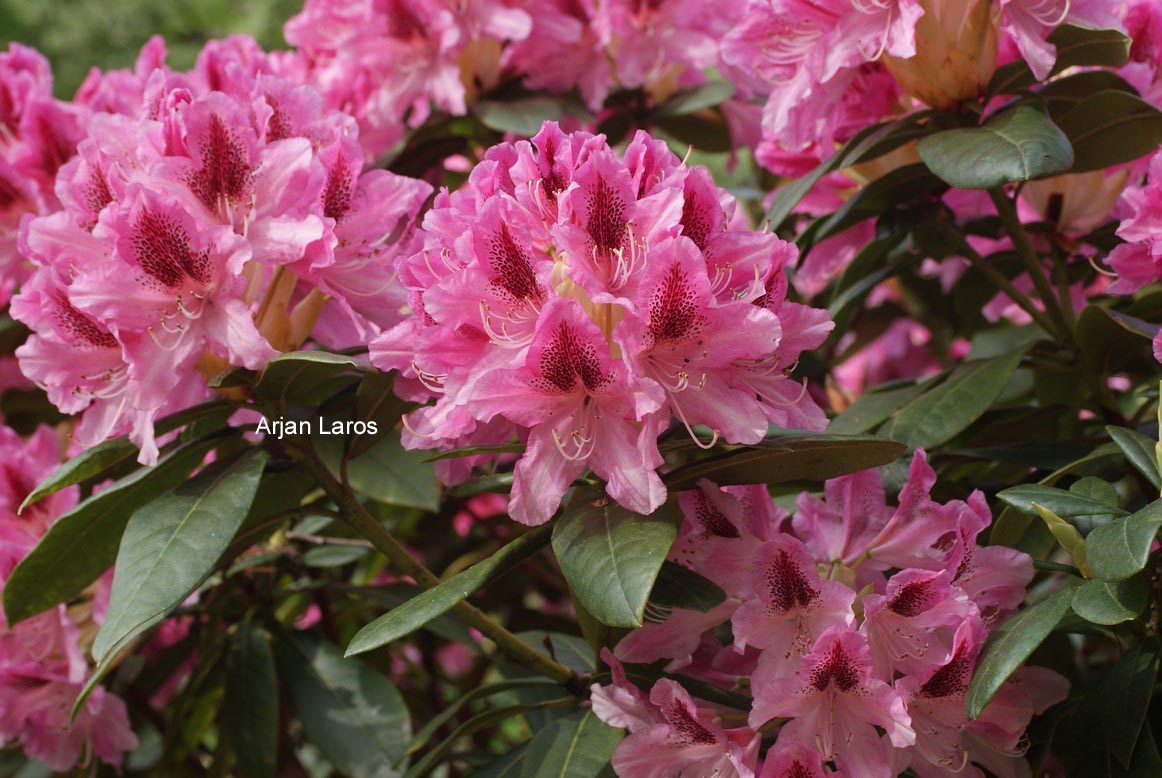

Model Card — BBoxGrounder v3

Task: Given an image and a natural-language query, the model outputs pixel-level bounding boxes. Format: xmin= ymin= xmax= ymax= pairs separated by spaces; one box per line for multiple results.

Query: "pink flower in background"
xmin=375 ymin=121 xmax=831 ymax=524
xmin=0 ymin=424 xmax=137 ymax=771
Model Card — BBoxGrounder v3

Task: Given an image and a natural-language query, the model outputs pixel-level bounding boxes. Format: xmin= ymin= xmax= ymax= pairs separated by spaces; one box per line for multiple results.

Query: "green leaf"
xmin=965 ymin=585 xmax=1075 ymax=719
xmin=828 ymin=382 xmax=924 ymax=435
xmin=654 ymin=81 xmax=735 ymax=118
xmin=655 ymin=110 xmax=732 ymax=152
xmin=885 ymin=347 xmax=1026 ymax=449
xmin=917 ymin=105 xmax=1074 ymax=189
xmin=300 ymin=545 xmax=368 ymax=568
xmin=552 ymin=497 xmax=678 ymax=628
xmin=663 ymin=436 xmax=905 ymax=492
xmin=765 ymin=112 xmax=933 ymax=228
xmin=475 ymin=744 xmax=531 ymax=778
xmin=2 ymin=437 xmax=217 ymax=625
xmin=345 ymin=524 xmax=552 ymax=656
xmin=314 ymin=430 xmax=439 ymax=511
xmin=989 ymin=25 xmax=1132 ymax=96
xmin=274 ymin=631 xmax=411 ymax=778
xmin=519 ymin=710 xmax=622 ymax=778
xmin=805 ymin=163 xmax=944 ymax=244
xmin=1107 ymin=426 xmax=1162 ymax=492
xmin=225 ymin=623 xmax=279 ymax=778
xmin=347 ymin=371 xmax=405 ymax=459
xmin=476 ymin=98 xmax=564 ymax=136
xmin=648 ymin=561 xmax=726 ymax=613
xmin=1127 ymin=725 xmax=1162 ymax=777
xmin=1055 ymin=91 xmax=1162 ymax=173
xmin=93 ymin=450 xmax=268 ymax=663
xmin=1085 ymin=499 xmax=1162 ymax=581
xmin=1098 ymin=638 xmax=1160 ymax=768
xmin=19 ymin=400 xmax=233 ymax=511
xmin=998 ymin=484 xmax=1126 ymax=521
xmin=254 ymin=350 xmax=370 ymax=407
xmin=1071 ymin=577 xmax=1147 ymax=625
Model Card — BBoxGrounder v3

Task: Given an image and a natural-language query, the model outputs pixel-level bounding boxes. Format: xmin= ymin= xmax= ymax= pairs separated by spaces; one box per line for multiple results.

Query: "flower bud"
xmin=883 ymin=0 xmax=999 ymax=109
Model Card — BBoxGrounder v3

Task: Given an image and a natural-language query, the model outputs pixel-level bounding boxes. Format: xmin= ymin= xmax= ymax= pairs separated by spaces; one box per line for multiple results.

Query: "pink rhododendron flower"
xmin=593 ymin=449 xmax=1064 ymax=777
xmin=0 ymin=424 xmax=137 ymax=770
xmin=374 ymin=121 xmax=831 ymax=524
xmin=13 ymin=45 xmax=431 ymax=463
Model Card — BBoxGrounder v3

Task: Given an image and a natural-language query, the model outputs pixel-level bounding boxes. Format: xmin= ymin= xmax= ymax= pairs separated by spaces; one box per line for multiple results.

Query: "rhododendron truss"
xmin=12 ymin=49 xmax=431 ymax=463
xmin=373 ymin=121 xmax=831 ymax=524
xmin=594 ymin=452 xmax=1067 ymax=778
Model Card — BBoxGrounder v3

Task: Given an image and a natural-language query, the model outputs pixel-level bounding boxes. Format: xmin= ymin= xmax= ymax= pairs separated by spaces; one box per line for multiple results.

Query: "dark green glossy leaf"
xmin=301 ymin=545 xmax=368 ymax=568
xmin=3 ymin=437 xmax=218 ymax=625
xmin=225 ymin=623 xmax=279 ymax=778
xmin=917 ymin=105 xmax=1073 ymax=189
xmin=655 ymin=110 xmax=732 ymax=152
xmin=1055 ymin=90 xmax=1162 ymax=173
xmin=519 ymin=710 xmax=622 ymax=778
xmin=1099 ymin=637 xmax=1160 ymax=768
xmin=347 ymin=371 xmax=405 ymax=459
xmin=885 ymin=347 xmax=1026 ymax=449
xmin=988 ymin=25 xmax=1132 ymax=96
xmin=1107 ymin=425 xmax=1162 ymax=491
xmin=664 ymin=436 xmax=905 ymax=492
xmin=275 ymin=631 xmax=410 ymax=778
xmin=93 ymin=450 xmax=268 ymax=663
xmin=552 ymin=497 xmax=678 ymax=628
xmin=828 ymin=382 xmax=925 ymax=435
xmin=966 ymin=585 xmax=1075 ymax=719
xmin=346 ymin=524 xmax=552 ymax=656
xmin=1071 ymin=577 xmax=1148 ymax=625
xmin=1085 ymin=499 xmax=1162 ymax=581
xmin=654 ymin=81 xmax=735 ymax=117
xmin=998 ymin=484 xmax=1126 ymax=521
xmin=648 ymin=561 xmax=726 ymax=613
xmin=254 ymin=350 xmax=370 ymax=407
xmin=314 ymin=430 xmax=439 ymax=511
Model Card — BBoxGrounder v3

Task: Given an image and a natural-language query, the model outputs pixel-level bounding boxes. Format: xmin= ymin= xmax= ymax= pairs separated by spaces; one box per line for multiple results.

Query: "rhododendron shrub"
xmin=1 ymin=0 xmax=1162 ymax=776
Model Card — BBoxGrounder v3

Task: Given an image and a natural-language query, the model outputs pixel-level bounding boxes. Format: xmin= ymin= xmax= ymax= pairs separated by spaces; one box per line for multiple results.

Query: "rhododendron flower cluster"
xmin=283 ymin=0 xmax=744 ymax=158
xmin=12 ymin=41 xmax=431 ymax=463
xmin=0 ymin=425 xmax=137 ymax=770
xmin=593 ymin=452 xmax=1067 ymax=777
xmin=372 ymin=121 xmax=832 ymax=524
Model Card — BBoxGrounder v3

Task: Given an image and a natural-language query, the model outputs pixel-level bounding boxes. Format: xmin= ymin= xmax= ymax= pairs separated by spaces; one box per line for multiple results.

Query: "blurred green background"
xmin=0 ymin=0 xmax=301 ymax=97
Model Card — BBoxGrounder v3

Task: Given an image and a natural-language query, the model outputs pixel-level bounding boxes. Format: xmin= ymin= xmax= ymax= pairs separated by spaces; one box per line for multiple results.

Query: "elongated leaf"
xmin=965 ymin=585 xmax=1075 ymax=719
xmin=19 ymin=400 xmax=233 ymax=510
xmin=519 ymin=710 xmax=622 ymax=778
xmin=917 ymin=105 xmax=1073 ymax=189
xmin=314 ymin=431 xmax=439 ymax=511
xmin=225 ymin=623 xmax=279 ymax=778
xmin=828 ymin=384 xmax=924 ymax=435
xmin=347 ymin=371 xmax=405 ymax=459
xmin=3 ymin=437 xmax=218 ymax=625
xmin=885 ymin=347 xmax=1026 ymax=449
xmin=1033 ymin=504 xmax=1090 ymax=574
xmin=1056 ymin=90 xmax=1162 ymax=173
xmin=1128 ymin=725 xmax=1162 ymax=777
xmin=648 ymin=561 xmax=726 ymax=613
xmin=1107 ymin=425 xmax=1162 ymax=492
xmin=664 ymin=436 xmax=905 ymax=492
xmin=93 ymin=450 xmax=268 ymax=663
xmin=765 ymin=112 xmax=932 ymax=228
xmin=654 ymin=81 xmax=735 ymax=118
xmin=998 ymin=484 xmax=1126 ymax=520
xmin=345 ymin=524 xmax=552 ymax=656
xmin=475 ymin=744 xmax=530 ymax=778
xmin=406 ymin=679 xmax=560 ymax=758
xmin=275 ymin=632 xmax=410 ymax=778
xmin=1099 ymin=638 xmax=1160 ymax=768
xmin=989 ymin=25 xmax=1132 ymax=96
xmin=552 ymin=497 xmax=678 ymax=628
xmin=806 ymin=163 xmax=944 ymax=244
xmin=254 ymin=350 xmax=370 ymax=407
xmin=1071 ymin=577 xmax=1147 ymax=626
xmin=1085 ymin=499 xmax=1162 ymax=581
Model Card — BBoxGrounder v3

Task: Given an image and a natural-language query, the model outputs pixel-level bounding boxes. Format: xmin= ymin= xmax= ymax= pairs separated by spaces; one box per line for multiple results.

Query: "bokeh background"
xmin=0 ymin=0 xmax=300 ymax=96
